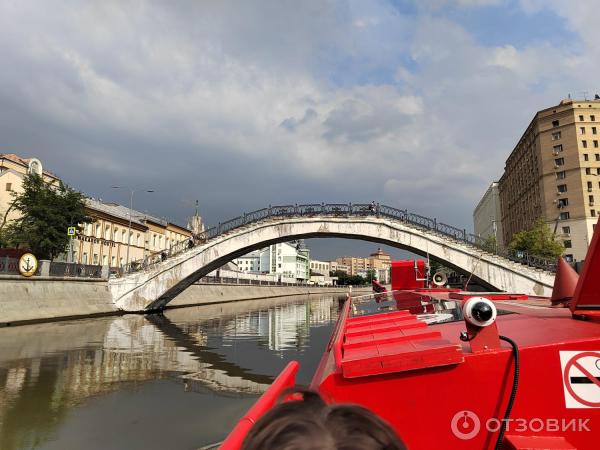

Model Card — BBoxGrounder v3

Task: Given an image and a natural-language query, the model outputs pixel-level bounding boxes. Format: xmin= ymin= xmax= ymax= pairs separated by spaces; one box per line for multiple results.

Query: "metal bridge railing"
xmin=120 ymin=203 xmax=558 ymax=275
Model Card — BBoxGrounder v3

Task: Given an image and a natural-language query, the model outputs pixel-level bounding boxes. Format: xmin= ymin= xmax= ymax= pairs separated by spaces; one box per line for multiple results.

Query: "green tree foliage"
xmin=481 ymin=234 xmax=497 ymax=253
xmin=3 ymin=174 xmax=92 ymax=260
xmin=330 ymin=270 xmax=368 ymax=285
xmin=365 ymin=268 xmax=377 ymax=281
xmin=509 ymin=218 xmax=564 ymax=259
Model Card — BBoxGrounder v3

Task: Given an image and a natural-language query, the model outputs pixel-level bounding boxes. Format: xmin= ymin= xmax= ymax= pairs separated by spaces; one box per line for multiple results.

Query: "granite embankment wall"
xmin=0 ymin=277 xmax=364 ymax=326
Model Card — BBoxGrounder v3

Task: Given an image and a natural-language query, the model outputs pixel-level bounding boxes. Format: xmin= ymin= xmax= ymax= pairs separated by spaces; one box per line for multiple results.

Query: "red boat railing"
xmin=219 ymin=361 xmax=300 ymax=450
xmin=331 ymin=297 xmax=351 ymax=371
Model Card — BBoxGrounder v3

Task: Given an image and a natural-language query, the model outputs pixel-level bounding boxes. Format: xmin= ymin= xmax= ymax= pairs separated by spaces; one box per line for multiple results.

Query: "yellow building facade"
xmin=1 ymin=153 xmax=192 ymax=267
xmin=73 ymin=199 xmax=192 ymax=268
xmin=1 ymin=153 xmax=60 ymax=226
xmin=499 ymin=98 xmax=600 ymax=262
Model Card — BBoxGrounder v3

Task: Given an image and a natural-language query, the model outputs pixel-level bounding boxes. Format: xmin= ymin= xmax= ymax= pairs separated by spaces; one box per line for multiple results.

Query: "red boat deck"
xmin=341 ymin=308 xmax=463 ymax=378
xmin=221 ymin=218 xmax=600 ymax=449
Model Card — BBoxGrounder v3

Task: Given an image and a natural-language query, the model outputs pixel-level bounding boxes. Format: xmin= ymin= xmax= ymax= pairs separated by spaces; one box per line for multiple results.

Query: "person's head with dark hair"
xmin=241 ymin=390 xmax=406 ymax=450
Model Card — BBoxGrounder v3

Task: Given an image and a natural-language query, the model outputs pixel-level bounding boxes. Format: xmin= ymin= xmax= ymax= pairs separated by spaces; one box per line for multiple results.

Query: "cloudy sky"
xmin=1 ymin=0 xmax=598 ymax=259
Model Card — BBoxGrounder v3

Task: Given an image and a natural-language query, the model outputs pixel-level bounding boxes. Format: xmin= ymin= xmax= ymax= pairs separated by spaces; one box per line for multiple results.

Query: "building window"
xmin=552 ymin=120 xmax=560 ymax=127
xmin=102 ymin=255 xmax=108 ymax=265
xmin=592 ymin=209 xmax=597 ymax=217
xmin=588 ymin=181 xmax=593 ymax=191
xmin=556 ymin=171 xmax=566 ymax=179
xmin=593 ymin=127 xmax=598 ymax=135
xmin=554 ymin=157 xmax=565 ymax=166
xmin=562 ymin=226 xmax=571 ymax=234
xmin=564 ymin=254 xmax=573 ymax=262
xmin=5 ymin=182 xmax=11 ymax=191
xmin=83 ymin=252 xmax=88 ymax=264
xmin=552 ymin=131 xmax=561 ymax=140
xmin=591 ymin=115 xmax=596 ymax=121
xmin=564 ymin=240 xmax=572 ymax=248
xmin=590 ymin=195 xmax=595 ymax=204
xmin=583 ymin=140 xmax=588 ymax=148
xmin=559 ymin=212 xmax=570 ymax=220
xmin=122 ymin=230 xmax=126 ymax=243
xmin=95 ymin=224 xmax=101 ymax=238
xmin=597 ymin=168 xmax=600 ymax=175
xmin=111 ymin=256 xmax=116 ymax=267
xmin=557 ymin=184 xmax=567 ymax=193
xmin=594 ymin=140 xmax=599 ymax=148
xmin=93 ymin=254 xmax=99 ymax=265
xmin=580 ymin=127 xmax=586 ymax=134
xmin=579 ymin=115 xmax=585 ymax=121
xmin=586 ymin=168 xmax=592 ymax=175
xmin=584 ymin=153 xmax=589 ymax=161
xmin=596 ymin=154 xmax=600 ymax=161
xmin=558 ymin=198 xmax=569 ymax=208
xmin=105 ymin=225 xmax=110 ymax=240
xmin=553 ymin=144 xmax=563 ymax=153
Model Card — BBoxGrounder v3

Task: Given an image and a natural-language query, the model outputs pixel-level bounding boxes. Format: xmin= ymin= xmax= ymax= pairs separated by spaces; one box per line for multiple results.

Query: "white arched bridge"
xmin=108 ymin=203 xmax=557 ymax=312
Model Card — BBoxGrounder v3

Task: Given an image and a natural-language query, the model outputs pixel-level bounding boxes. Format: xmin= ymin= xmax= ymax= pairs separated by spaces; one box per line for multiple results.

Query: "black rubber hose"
xmin=495 ymin=335 xmax=520 ymax=450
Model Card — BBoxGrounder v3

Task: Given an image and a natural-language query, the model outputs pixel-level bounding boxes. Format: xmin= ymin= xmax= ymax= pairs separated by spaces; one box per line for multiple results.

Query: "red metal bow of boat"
xmin=221 ymin=220 xmax=600 ymax=450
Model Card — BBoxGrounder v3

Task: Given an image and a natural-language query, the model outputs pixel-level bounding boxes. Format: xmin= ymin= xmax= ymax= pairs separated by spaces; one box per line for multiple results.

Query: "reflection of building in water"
xmin=219 ymin=297 xmax=338 ymax=352
xmin=0 ymin=295 xmax=342 ymax=450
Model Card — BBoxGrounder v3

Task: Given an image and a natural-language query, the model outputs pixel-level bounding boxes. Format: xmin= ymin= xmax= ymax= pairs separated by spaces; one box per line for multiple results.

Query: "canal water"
xmin=0 ymin=293 xmax=344 ymax=450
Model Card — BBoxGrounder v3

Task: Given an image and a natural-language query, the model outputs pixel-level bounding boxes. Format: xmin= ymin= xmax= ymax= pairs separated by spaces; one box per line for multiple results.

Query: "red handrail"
xmin=332 ymin=297 xmax=351 ymax=371
xmin=220 ymin=361 xmax=300 ymax=450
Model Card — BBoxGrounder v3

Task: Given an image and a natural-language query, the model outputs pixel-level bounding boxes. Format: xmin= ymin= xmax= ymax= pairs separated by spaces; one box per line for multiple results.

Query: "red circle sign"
xmin=563 ymin=351 xmax=600 ymax=408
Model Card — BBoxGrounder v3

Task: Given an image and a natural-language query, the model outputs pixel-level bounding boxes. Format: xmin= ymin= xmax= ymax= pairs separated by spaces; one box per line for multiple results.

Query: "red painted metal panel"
xmin=344 ymin=320 xmax=427 ymax=337
xmin=344 ymin=329 xmax=442 ymax=350
xmin=348 ymin=310 xmax=410 ymax=324
xmin=571 ymin=217 xmax=600 ymax=316
xmin=391 ymin=260 xmax=425 ymax=290
xmin=504 ymin=435 xmax=577 ymax=449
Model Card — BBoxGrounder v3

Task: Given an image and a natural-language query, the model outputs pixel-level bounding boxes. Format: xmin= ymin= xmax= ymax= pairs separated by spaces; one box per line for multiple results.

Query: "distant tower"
xmin=187 ymin=200 xmax=205 ymax=235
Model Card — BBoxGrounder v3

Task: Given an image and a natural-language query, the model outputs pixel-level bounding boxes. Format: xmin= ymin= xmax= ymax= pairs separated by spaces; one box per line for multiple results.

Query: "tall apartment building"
xmin=498 ymin=98 xmax=600 ymax=262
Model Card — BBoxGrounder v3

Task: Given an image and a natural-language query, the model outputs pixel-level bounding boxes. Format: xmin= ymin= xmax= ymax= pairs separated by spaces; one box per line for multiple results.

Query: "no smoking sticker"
xmin=560 ymin=351 xmax=600 ymax=409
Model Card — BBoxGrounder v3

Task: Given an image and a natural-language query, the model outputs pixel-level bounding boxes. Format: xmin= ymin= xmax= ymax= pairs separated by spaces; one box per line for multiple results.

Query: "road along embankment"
xmin=167 ymin=283 xmax=368 ymax=309
xmin=0 ymin=276 xmax=365 ymax=326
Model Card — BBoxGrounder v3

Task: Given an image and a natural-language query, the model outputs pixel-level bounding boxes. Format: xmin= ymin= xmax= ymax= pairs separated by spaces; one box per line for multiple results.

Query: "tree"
xmin=3 ymin=174 xmax=92 ymax=260
xmin=481 ymin=234 xmax=497 ymax=253
xmin=365 ymin=268 xmax=377 ymax=282
xmin=509 ymin=218 xmax=564 ymax=259
xmin=330 ymin=270 xmax=368 ymax=286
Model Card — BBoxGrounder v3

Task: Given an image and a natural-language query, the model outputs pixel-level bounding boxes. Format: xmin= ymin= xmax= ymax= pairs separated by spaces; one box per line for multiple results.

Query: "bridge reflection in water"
xmin=0 ymin=293 xmax=342 ymax=450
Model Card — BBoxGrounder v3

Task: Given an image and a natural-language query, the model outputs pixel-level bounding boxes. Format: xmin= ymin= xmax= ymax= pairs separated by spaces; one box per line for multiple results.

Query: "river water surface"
xmin=0 ymin=293 xmax=344 ymax=450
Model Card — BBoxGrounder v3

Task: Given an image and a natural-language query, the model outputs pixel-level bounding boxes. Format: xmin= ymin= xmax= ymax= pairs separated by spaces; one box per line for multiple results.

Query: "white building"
xmin=233 ymin=250 xmax=263 ymax=272
xmin=233 ymin=241 xmax=310 ymax=282
xmin=310 ymin=260 xmax=330 ymax=275
xmin=473 ymin=181 xmax=504 ymax=248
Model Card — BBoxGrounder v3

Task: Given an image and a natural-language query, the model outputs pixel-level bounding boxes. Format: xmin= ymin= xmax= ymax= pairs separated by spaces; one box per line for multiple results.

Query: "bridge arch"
xmin=109 ymin=211 xmax=555 ymax=312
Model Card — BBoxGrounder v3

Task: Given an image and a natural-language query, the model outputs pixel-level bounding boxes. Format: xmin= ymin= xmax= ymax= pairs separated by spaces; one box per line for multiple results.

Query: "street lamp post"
xmin=111 ymin=186 xmax=154 ymax=267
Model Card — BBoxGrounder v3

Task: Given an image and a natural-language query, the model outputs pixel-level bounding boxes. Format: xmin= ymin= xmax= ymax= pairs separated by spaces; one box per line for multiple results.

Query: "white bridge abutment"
xmin=108 ymin=217 xmax=556 ymax=312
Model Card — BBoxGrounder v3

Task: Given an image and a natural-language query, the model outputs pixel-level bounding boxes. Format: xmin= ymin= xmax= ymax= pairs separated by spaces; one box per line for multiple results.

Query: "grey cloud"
xmin=0 ymin=0 xmax=597 ymax=260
